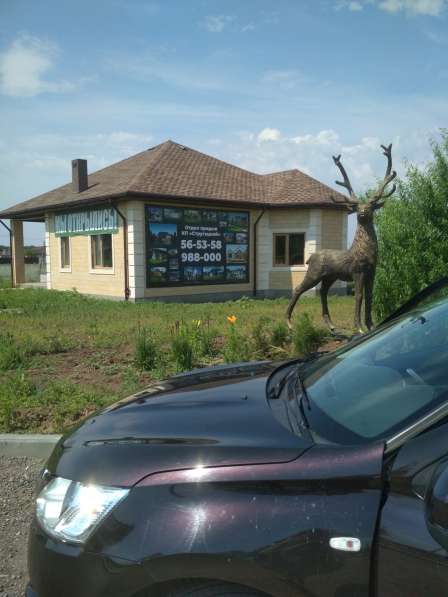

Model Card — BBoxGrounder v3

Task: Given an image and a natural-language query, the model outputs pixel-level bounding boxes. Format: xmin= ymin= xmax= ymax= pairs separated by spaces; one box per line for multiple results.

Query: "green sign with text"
xmin=55 ymin=208 xmax=118 ymax=237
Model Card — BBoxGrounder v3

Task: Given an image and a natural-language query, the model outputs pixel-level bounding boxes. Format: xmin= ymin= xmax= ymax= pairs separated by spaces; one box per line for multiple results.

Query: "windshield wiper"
xmin=268 ymin=368 xmax=295 ymax=400
xmin=294 ymin=369 xmax=311 ymax=429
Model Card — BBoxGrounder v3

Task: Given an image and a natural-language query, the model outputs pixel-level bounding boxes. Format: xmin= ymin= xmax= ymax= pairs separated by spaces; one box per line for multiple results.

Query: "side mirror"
xmin=426 ymin=462 xmax=448 ymax=549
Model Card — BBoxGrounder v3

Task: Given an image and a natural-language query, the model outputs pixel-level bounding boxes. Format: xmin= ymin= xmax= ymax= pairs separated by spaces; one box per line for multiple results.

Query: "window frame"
xmin=273 ymin=232 xmax=306 ymax=267
xmin=59 ymin=236 xmax=71 ymax=272
xmin=89 ymin=234 xmax=114 ymax=274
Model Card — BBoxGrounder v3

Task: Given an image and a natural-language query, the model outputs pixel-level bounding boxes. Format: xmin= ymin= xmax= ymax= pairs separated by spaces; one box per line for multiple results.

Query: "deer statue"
xmin=286 ymin=143 xmax=397 ymax=333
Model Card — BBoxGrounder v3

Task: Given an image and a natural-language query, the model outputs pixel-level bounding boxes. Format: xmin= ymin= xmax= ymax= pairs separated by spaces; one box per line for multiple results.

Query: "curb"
xmin=0 ymin=434 xmax=61 ymax=459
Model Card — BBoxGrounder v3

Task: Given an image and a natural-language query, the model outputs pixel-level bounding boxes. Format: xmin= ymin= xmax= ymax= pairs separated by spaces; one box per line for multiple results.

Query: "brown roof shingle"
xmin=0 ymin=140 xmax=348 ymax=218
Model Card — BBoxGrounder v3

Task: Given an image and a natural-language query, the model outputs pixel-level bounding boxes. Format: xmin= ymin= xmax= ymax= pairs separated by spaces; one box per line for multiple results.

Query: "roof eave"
xmin=0 ymin=191 xmax=349 ymax=220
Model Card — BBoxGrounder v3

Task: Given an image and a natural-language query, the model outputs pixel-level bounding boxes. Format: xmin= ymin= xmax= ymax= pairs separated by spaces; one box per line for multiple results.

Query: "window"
xmin=273 ymin=233 xmax=305 ymax=266
xmin=60 ymin=237 xmax=70 ymax=269
xmin=299 ymin=296 xmax=448 ymax=444
xmin=91 ymin=234 xmax=113 ymax=269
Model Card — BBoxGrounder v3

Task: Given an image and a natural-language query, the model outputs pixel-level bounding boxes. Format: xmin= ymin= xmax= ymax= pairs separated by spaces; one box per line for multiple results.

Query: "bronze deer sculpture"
xmin=286 ymin=144 xmax=397 ymax=333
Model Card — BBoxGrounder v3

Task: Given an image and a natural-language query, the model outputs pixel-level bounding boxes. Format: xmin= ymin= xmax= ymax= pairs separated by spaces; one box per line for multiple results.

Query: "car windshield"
xmin=299 ymin=292 xmax=448 ymax=445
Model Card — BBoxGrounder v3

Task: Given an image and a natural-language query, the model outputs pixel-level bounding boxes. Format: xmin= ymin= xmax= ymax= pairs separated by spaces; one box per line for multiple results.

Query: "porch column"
xmin=11 ymin=220 xmax=25 ymax=286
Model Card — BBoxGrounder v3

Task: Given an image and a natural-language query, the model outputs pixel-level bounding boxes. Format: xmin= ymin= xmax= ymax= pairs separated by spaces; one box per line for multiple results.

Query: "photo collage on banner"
xmin=146 ymin=205 xmax=249 ymax=287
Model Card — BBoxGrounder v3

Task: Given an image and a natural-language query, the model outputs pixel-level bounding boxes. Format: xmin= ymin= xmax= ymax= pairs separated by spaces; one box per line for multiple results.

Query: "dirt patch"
xmin=27 ymin=346 xmax=153 ymax=395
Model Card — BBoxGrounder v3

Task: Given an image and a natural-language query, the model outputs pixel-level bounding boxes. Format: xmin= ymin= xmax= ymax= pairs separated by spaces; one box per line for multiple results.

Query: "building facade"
xmin=0 ymin=140 xmax=348 ymax=301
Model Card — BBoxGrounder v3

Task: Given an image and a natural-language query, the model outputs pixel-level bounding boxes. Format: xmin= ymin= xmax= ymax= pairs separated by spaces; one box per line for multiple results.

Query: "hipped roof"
xmin=0 ymin=140 xmax=348 ymax=219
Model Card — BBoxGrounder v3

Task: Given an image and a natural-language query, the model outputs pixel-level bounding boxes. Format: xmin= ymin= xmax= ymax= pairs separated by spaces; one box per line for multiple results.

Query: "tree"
xmin=374 ymin=131 xmax=448 ymax=320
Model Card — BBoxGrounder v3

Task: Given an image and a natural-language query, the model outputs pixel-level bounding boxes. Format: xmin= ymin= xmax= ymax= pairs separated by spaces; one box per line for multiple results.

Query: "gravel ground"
xmin=0 ymin=456 xmax=43 ymax=597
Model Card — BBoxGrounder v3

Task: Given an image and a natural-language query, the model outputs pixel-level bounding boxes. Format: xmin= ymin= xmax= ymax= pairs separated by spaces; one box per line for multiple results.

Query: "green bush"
xmin=134 ymin=327 xmax=158 ymax=371
xmin=374 ymin=131 xmax=448 ymax=319
xmin=292 ymin=312 xmax=327 ymax=357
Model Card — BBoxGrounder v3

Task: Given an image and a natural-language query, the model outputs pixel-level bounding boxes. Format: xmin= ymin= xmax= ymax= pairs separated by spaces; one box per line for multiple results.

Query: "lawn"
xmin=0 ymin=288 xmax=355 ymax=433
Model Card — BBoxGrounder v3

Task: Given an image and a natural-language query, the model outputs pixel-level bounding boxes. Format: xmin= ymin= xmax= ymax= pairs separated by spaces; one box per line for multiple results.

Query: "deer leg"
xmin=364 ymin=273 xmax=374 ymax=330
xmin=286 ymin=274 xmax=321 ymax=329
xmin=320 ymin=278 xmax=336 ymax=331
xmin=353 ymin=273 xmax=365 ymax=333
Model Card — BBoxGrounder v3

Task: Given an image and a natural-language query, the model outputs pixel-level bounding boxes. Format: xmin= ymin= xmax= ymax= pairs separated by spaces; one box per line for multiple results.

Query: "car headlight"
xmin=36 ymin=476 xmax=129 ymax=544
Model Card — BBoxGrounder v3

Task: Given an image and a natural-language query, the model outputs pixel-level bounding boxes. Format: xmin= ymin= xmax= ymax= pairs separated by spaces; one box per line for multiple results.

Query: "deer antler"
xmin=370 ymin=143 xmax=397 ymax=203
xmin=332 ymin=154 xmax=358 ymax=206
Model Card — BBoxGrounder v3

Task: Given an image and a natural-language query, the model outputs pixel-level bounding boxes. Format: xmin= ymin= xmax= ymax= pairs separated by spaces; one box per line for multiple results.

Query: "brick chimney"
xmin=71 ymin=159 xmax=88 ymax=193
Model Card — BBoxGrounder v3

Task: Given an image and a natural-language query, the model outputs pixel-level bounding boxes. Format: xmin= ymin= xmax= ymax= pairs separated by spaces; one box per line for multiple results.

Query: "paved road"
xmin=0 ymin=456 xmax=43 ymax=597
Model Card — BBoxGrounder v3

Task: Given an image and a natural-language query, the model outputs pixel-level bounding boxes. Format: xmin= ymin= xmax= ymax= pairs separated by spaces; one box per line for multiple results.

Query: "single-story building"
xmin=0 ymin=140 xmax=349 ymax=301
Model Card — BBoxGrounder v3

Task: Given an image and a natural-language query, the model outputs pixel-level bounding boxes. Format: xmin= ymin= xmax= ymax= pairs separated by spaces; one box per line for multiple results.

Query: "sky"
xmin=1 ymin=0 xmax=447 ymax=245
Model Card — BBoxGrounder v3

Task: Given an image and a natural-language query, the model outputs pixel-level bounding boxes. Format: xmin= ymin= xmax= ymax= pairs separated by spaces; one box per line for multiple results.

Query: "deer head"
xmin=331 ymin=144 xmax=397 ymax=222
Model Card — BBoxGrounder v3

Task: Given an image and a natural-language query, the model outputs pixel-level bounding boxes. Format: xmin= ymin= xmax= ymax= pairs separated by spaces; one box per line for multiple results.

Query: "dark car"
xmin=27 ymin=279 xmax=448 ymax=597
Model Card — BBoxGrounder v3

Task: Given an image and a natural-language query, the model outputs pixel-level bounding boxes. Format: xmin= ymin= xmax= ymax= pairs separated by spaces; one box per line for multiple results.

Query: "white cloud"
xmin=348 ymin=1 xmax=364 ymax=9
xmin=216 ymin=128 xmax=433 ymax=195
xmin=258 ymin=128 xmax=282 ymax=142
xmin=379 ymin=0 xmax=447 ymax=14
xmin=336 ymin=0 xmax=447 ymax=14
xmin=241 ymin=23 xmax=256 ymax=32
xmin=202 ymin=15 xmax=234 ymax=33
xmin=0 ymin=35 xmax=76 ymax=97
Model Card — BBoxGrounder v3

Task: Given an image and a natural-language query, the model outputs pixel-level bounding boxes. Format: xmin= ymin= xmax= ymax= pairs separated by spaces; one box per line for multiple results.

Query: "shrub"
xmin=134 ymin=327 xmax=158 ymax=371
xmin=191 ymin=319 xmax=219 ymax=359
xmin=270 ymin=321 xmax=290 ymax=348
xmin=292 ymin=312 xmax=327 ymax=357
xmin=374 ymin=131 xmax=448 ymax=319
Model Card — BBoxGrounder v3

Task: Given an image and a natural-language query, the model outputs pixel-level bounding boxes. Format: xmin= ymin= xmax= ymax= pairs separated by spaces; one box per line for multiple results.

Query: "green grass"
xmin=0 ymin=288 xmax=355 ymax=433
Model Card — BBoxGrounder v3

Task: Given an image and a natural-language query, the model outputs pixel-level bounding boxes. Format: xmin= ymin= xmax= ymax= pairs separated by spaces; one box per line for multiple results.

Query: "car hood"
xmin=47 ymin=361 xmax=310 ymax=487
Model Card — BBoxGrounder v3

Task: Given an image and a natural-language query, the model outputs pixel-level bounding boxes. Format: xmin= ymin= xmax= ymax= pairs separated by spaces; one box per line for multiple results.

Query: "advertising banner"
xmin=146 ymin=205 xmax=250 ymax=287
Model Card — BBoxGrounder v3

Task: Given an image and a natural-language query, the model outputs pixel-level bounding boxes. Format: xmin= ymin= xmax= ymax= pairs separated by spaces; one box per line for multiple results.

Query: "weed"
xmin=251 ymin=317 xmax=272 ymax=358
xmin=292 ymin=312 xmax=328 ymax=356
xmin=134 ymin=327 xmax=158 ymax=371
xmin=223 ymin=315 xmax=251 ymax=363
xmin=271 ymin=321 xmax=290 ymax=348
xmin=0 ymin=332 xmax=27 ymax=370
xmin=0 ymin=372 xmax=35 ymax=431
xmin=170 ymin=321 xmax=195 ymax=372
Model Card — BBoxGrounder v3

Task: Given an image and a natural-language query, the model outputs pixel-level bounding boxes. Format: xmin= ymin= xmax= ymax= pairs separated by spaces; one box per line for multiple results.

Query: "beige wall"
xmin=257 ymin=207 xmax=347 ymax=294
xmin=321 ymin=210 xmax=345 ymax=250
xmin=47 ymin=205 xmax=126 ymax=298
xmin=46 ymin=201 xmax=347 ymax=300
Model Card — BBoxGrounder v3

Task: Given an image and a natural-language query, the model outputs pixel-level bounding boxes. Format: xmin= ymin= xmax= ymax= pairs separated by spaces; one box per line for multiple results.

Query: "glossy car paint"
xmin=377 ymin=420 xmax=448 ymax=597
xmin=45 ymin=361 xmax=307 ymax=487
xmin=28 ymin=360 xmax=385 ymax=597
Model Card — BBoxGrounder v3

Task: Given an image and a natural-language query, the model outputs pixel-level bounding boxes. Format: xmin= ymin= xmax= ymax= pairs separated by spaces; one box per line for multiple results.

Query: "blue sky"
xmin=1 ymin=0 xmax=447 ymax=245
